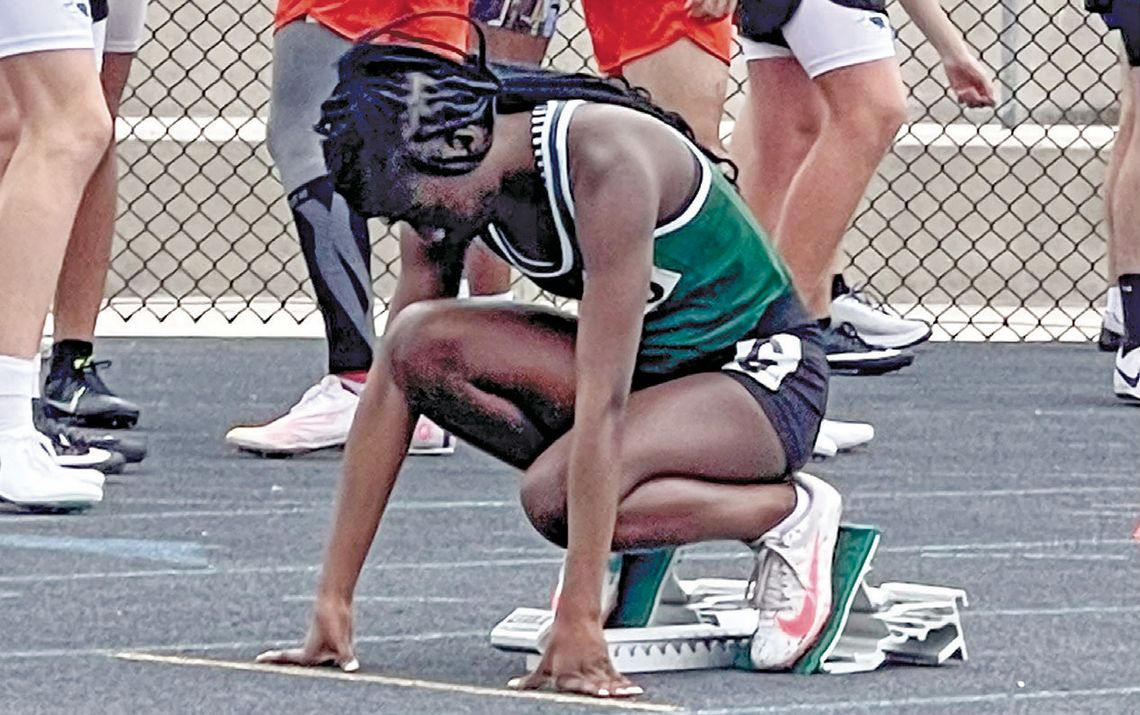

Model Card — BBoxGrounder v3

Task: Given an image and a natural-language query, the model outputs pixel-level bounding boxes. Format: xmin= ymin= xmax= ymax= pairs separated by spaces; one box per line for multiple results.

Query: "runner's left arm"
xmin=557 ymin=131 xmax=658 ymax=626
xmin=897 ymin=0 xmax=996 ymax=107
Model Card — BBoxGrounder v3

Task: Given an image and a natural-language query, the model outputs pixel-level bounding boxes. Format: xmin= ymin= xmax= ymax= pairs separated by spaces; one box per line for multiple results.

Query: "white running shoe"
xmin=1114 ymin=346 xmax=1140 ymax=402
xmin=831 ymin=280 xmax=932 ymax=350
xmin=225 ymin=376 xmax=359 ymax=457
xmin=0 ymin=431 xmax=103 ymax=511
xmin=747 ymin=473 xmax=842 ymax=670
xmin=408 ymin=415 xmax=456 ymax=456
xmin=811 ymin=432 xmax=837 ymax=459
xmin=818 ymin=419 xmax=874 ymax=452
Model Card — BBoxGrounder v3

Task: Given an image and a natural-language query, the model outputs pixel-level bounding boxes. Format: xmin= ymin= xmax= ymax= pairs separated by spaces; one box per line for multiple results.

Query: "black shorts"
xmin=736 ymin=0 xmax=887 ymax=48
xmin=634 ymin=293 xmax=829 ymax=477
xmin=1095 ymin=1 xmax=1140 ymax=67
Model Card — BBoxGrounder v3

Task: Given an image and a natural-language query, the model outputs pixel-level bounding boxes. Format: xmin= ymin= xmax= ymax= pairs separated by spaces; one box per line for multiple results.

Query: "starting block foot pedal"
xmin=490 ymin=525 xmax=969 ymax=675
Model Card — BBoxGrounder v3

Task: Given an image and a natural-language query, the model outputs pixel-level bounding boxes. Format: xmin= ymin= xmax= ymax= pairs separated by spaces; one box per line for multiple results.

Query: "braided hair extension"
xmin=316 ymin=12 xmax=737 ymax=218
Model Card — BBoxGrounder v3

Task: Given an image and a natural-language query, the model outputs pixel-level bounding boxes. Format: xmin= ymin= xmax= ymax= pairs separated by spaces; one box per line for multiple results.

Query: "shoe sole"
xmin=827 ymin=352 xmax=914 ymax=376
xmin=43 ymin=404 xmax=139 ymax=430
xmin=82 ymin=437 xmax=147 ymax=464
xmin=232 ymin=442 xmax=344 ymax=459
xmin=0 ymin=496 xmax=98 ymax=513
xmin=856 ymin=325 xmax=933 ymax=350
xmin=407 ymin=446 xmax=456 ymax=456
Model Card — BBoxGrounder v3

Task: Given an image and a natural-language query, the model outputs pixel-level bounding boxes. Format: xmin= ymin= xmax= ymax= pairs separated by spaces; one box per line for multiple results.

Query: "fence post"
xmin=998 ymin=0 xmax=1028 ymax=128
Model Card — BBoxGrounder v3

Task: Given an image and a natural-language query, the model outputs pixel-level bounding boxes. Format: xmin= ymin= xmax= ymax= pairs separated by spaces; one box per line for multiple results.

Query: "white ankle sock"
xmin=0 ymin=355 xmax=37 ymax=435
xmin=767 ymin=484 xmax=811 ymax=541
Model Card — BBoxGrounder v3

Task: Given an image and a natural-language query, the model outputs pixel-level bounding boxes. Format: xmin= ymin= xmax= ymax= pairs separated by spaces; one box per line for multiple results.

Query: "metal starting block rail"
xmin=490 ymin=524 xmax=969 ymax=675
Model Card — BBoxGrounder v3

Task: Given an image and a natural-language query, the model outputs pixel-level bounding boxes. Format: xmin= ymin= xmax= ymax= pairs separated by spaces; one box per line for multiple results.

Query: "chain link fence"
xmin=107 ymin=0 xmax=1123 ymax=339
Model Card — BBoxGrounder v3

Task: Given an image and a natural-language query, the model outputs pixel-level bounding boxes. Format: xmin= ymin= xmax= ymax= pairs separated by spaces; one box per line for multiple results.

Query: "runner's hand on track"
xmin=685 ymin=0 xmax=738 ymax=20
xmin=256 ymin=598 xmax=359 ymax=672
xmin=507 ymin=617 xmax=642 ymax=698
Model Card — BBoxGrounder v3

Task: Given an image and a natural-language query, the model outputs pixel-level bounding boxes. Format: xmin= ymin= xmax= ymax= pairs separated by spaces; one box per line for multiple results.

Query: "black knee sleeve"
xmin=288 ymin=176 xmax=375 ymax=374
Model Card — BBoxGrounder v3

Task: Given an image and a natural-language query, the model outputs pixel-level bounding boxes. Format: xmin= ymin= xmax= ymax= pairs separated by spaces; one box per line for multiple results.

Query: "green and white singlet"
xmin=482 ymin=99 xmax=797 ymax=376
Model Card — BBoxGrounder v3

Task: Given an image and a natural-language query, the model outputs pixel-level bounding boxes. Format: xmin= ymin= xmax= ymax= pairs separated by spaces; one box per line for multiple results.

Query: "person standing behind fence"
xmin=40 ymin=0 xmax=149 ymax=436
xmin=33 ymin=0 xmax=151 ymax=478
xmin=0 ymin=0 xmax=112 ymax=511
xmin=726 ymin=0 xmax=994 ymax=375
xmin=225 ymin=1 xmax=563 ymax=459
xmin=578 ymin=0 xmax=734 ymax=156
xmin=1087 ymin=1 xmax=1140 ymax=402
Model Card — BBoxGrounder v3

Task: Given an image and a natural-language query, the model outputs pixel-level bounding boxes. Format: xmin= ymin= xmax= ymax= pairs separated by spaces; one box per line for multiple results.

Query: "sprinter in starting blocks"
xmin=493 ymin=523 xmax=969 ymax=675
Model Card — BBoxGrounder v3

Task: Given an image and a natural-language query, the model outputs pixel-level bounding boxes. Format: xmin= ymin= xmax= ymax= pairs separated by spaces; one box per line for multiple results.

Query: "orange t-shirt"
xmin=275 ymin=0 xmax=471 ymax=48
xmin=581 ymin=0 xmax=733 ymax=76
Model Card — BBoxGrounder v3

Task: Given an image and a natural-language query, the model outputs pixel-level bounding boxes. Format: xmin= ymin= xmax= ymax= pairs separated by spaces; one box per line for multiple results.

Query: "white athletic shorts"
xmin=738 ymin=0 xmax=896 ymax=79
xmin=105 ymin=0 xmax=150 ymax=54
xmin=0 ymin=0 xmax=95 ymax=61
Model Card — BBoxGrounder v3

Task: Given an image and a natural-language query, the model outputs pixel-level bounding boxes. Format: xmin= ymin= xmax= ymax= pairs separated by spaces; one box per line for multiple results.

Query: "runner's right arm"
xmin=256 ymin=227 xmax=463 ymax=670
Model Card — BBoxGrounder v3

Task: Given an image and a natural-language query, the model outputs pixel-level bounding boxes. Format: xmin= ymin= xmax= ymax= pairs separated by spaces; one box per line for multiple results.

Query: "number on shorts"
xmin=721 ymin=334 xmax=803 ymax=392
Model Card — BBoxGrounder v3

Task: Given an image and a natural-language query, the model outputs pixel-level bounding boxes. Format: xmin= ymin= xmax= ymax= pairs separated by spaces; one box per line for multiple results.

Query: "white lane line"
xmin=7 ymin=486 xmax=1137 ymax=527
xmin=850 ymin=485 xmax=1140 ymax=501
xmin=919 ymin=552 xmax=1130 ymax=562
xmin=0 ymin=556 xmax=563 ymax=585
xmin=113 ymin=652 xmax=683 ymax=713
xmin=696 ymin=685 xmax=1140 ymax=714
xmin=685 ymin=537 xmax=1138 ymax=564
xmin=282 ymin=595 xmax=477 ymax=604
xmin=2 ymin=630 xmax=486 ymax=660
xmin=0 ymin=591 xmax=19 ymax=599
xmin=7 ymin=535 xmax=1136 ymax=585
xmin=883 ymin=537 xmax=1138 ymax=554
xmin=2 ymin=500 xmax=517 ymax=524
xmin=970 ymin=604 xmax=1140 ymax=617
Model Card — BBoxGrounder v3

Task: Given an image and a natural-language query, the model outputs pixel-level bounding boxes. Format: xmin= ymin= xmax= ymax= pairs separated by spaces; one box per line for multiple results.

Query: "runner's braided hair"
xmin=316 ymin=13 xmax=737 ymax=218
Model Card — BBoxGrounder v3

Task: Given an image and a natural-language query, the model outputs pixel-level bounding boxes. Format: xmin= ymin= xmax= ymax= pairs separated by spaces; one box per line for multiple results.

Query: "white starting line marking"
xmin=113 ymin=651 xmax=683 ymax=713
xmin=282 ymin=595 xmax=476 ymax=604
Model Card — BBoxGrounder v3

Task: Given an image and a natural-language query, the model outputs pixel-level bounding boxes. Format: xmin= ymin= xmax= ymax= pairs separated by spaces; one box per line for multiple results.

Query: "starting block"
xmin=490 ymin=524 xmax=968 ymax=675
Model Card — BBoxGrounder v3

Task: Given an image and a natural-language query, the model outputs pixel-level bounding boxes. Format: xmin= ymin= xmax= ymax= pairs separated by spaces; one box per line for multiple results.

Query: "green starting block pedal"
xmin=490 ymin=525 xmax=969 ymax=675
xmin=793 ymin=524 xmax=969 ymax=674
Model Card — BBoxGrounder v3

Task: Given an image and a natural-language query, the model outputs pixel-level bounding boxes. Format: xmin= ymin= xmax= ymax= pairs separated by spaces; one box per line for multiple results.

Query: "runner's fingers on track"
xmin=256 ymin=646 xmax=360 ymax=672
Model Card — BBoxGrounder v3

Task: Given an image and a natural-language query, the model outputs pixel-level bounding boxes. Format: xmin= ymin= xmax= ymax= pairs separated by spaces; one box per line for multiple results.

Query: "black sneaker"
xmin=824 ymin=322 xmax=915 ymax=375
xmin=33 ymin=399 xmax=147 ymax=464
xmin=31 ymin=402 xmax=125 ymax=475
xmin=43 ymin=357 xmax=140 ymax=428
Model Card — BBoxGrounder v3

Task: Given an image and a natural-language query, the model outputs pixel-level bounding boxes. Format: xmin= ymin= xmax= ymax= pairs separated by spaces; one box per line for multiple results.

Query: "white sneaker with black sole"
xmin=1114 ymin=346 xmax=1140 ymax=402
xmin=0 ymin=430 xmax=103 ymax=511
xmin=823 ymin=322 xmax=914 ymax=375
xmin=830 ymin=277 xmax=932 ymax=350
